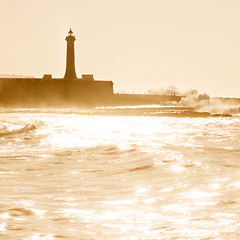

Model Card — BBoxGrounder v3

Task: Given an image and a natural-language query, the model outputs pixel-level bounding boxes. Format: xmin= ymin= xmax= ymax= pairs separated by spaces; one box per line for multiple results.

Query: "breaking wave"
xmin=0 ymin=124 xmax=37 ymax=137
xmin=180 ymin=90 xmax=240 ymax=115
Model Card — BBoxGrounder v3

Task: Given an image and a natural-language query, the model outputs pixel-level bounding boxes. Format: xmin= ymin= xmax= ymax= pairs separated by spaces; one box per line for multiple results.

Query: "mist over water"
xmin=181 ymin=92 xmax=240 ymax=115
xmin=152 ymin=86 xmax=240 ymax=115
xmin=148 ymin=85 xmax=240 ymax=115
xmin=0 ymin=106 xmax=240 ymax=239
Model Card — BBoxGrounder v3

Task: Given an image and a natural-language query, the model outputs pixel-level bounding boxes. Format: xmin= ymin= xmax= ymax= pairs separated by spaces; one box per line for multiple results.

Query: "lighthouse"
xmin=64 ymin=28 xmax=77 ymax=80
xmin=0 ymin=29 xmax=114 ymax=106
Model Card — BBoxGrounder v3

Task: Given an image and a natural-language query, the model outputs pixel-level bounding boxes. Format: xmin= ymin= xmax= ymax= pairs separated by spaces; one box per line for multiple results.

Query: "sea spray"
xmin=180 ymin=89 xmax=240 ymax=115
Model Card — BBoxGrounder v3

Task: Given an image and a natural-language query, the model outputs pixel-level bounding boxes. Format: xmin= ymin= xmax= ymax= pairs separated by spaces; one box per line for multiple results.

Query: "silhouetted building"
xmin=0 ymin=29 xmax=113 ymax=107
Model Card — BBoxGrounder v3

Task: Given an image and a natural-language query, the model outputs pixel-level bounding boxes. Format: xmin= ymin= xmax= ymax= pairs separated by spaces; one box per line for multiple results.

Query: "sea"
xmin=0 ymin=104 xmax=240 ymax=240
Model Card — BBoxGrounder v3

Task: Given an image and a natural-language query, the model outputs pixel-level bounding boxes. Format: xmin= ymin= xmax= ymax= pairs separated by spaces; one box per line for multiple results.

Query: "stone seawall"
xmin=111 ymin=93 xmax=182 ymax=106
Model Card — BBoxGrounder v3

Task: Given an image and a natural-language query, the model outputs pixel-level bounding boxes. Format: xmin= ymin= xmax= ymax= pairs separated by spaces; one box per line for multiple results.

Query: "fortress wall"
xmin=0 ymin=78 xmax=114 ymax=106
xmin=91 ymin=80 xmax=114 ymax=95
xmin=0 ymin=78 xmax=65 ymax=106
xmin=0 ymin=78 xmax=27 ymax=105
xmin=72 ymin=80 xmax=113 ymax=95
xmin=71 ymin=80 xmax=113 ymax=104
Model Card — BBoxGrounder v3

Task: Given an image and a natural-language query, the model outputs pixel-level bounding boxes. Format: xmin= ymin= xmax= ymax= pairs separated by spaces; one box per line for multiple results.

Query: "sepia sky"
xmin=0 ymin=0 xmax=240 ymax=97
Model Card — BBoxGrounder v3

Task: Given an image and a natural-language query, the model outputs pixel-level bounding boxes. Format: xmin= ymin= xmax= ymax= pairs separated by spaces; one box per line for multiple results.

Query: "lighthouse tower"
xmin=64 ymin=28 xmax=77 ymax=80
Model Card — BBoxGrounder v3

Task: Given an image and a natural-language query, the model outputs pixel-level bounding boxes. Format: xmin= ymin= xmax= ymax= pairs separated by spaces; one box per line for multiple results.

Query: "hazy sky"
xmin=0 ymin=0 xmax=240 ymax=97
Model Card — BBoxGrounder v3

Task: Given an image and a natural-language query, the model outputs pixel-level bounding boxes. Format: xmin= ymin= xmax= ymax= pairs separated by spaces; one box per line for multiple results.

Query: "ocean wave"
xmin=0 ymin=106 xmax=236 ymax=118
xmin=128 ymin=164 xmax=154 ymax=172
xmin=87 ymin=108 xmax=232 ymax=118
xmin=0 ymin=207 xmax=34 ymax=217
xmin=0 ymin=124 xmax=37 ymax=137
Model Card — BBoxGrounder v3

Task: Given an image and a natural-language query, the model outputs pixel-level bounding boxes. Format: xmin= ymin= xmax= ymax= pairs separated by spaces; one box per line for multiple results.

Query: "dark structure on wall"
xmin=0 ymin=29 xmax=114 ymax=107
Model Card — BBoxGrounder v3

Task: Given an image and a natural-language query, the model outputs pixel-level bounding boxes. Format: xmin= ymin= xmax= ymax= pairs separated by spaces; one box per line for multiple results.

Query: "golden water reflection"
xmin=1 ymin=113 xmax=240 ymax=239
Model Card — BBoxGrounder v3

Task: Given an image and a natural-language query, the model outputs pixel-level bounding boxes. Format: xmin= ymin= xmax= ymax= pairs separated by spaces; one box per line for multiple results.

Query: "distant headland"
xmin=0 ymin=29 xmax=180 ymax=108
